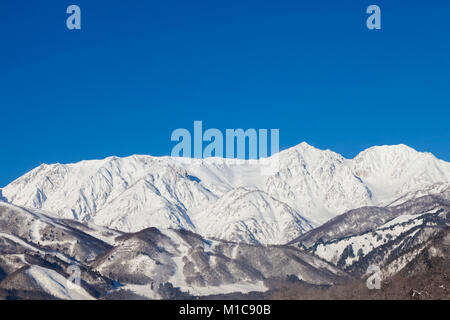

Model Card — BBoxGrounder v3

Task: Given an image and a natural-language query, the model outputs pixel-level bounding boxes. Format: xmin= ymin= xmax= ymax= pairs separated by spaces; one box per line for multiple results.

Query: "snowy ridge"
xmin=26 ymin=265 xmax=95 ymax=300
xmin=3 ymin=143 xmax=450 ymax=245
xmin=291 ymin=190 xmax=450 ymax=276
xmin=193 ymin=187 xmax=313 ymax=244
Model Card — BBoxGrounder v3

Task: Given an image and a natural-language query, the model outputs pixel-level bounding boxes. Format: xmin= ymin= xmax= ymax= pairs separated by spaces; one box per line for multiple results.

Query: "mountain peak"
xmin=2 ymin=142 xmax=450 ymax=245
xmin=283 ymin=141 xmax=341 ymax=157
xmin=356 ymin=144 xmax=418 ymax=157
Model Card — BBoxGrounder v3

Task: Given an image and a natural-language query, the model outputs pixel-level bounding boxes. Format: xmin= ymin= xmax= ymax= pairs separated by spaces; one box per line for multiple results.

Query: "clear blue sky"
xmin=1 ymin=0 xmax=449 ymax=187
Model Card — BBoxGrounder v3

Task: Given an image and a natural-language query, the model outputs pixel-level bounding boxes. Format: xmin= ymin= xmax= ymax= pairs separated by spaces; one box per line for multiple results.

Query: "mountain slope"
xmin=193 ymin=187 xmax=313 ymax=244
xmin=3 ymin=143 xmax=450 ymax=244
xmin=289 ymin=189 xmax=450 ymax=276
xmin=267 ymin=227 xmax=450 ymax=300
xmin=91 ymin=227 xmax=347 ymax=299
xmin=0 ymin=201 xmax=347 ymax=299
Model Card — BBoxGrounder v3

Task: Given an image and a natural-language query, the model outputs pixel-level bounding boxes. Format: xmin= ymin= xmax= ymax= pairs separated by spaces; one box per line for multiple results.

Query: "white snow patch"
xmin=26 ymin=265 xmax=94 ymax=300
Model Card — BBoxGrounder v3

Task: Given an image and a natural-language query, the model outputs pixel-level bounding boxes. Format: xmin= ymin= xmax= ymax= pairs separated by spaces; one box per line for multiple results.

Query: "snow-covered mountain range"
xmin=1 ymin=142 xmax=449 ymax=300
xmin=2 ymin=142 xmax=450 ymax=245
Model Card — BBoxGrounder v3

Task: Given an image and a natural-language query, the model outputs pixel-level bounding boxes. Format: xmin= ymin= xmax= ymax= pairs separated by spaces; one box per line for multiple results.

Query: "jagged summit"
xmin=2 ymin=142 xmax=450 ymax=244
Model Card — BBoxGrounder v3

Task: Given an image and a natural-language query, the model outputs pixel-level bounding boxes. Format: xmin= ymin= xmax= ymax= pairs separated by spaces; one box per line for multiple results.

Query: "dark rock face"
xmin=0 ymin=190 xmax=7 ymax=203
